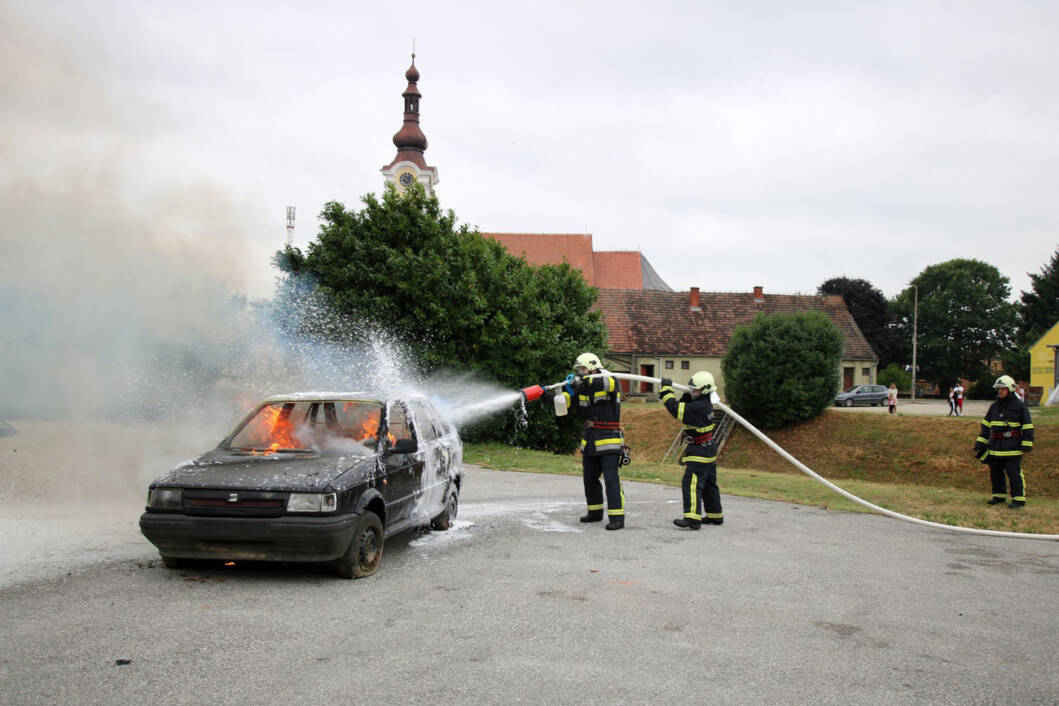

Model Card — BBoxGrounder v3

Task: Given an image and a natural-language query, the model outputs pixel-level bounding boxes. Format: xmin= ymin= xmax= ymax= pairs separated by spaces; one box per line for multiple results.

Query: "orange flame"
xmin=244 ymin=404 xmax=309 ymax=456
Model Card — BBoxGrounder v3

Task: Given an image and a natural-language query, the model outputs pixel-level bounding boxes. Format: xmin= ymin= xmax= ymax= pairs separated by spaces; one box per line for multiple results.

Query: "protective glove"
xmin=660 ymin=377 xmax=672 ymax=388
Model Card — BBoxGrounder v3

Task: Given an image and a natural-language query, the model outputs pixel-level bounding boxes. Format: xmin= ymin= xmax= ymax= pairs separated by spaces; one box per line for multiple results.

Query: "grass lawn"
xmin=464 ymin=423 xmax=1059 ymax=536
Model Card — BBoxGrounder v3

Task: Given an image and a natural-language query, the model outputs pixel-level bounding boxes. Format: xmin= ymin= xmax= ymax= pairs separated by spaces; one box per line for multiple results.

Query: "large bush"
xmin=876 ymin=363 xmax=911 ymax=392
xmin=721 ymin=312 xmax=843 ymax=428
xmin=274 ymin=184 xmax=606 ymax=452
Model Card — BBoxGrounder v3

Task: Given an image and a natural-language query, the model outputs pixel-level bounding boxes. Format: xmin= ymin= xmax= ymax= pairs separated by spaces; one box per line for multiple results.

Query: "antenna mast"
xmin=286 ymin=206 xmax=296 ymax=245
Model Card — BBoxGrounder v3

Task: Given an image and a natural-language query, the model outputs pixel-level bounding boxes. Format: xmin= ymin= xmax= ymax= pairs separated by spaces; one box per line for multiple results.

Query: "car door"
xmin=408 ymin=400 xmax=450 ymax=519
xmin=381 ymin=400 xmax=423 ymax=533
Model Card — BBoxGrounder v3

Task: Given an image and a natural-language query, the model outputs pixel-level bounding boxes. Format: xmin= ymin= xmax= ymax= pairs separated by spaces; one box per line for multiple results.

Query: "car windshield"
xmin=225 ymin=400 xmax=383 ymax=456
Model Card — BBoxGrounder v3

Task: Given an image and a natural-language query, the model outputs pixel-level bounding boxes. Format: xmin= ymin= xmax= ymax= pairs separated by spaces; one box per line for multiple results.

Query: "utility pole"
xmin=910 ymin=283 xmax=918 ymax=403
xmin=286 ymin=206 xmax=295 ymax=246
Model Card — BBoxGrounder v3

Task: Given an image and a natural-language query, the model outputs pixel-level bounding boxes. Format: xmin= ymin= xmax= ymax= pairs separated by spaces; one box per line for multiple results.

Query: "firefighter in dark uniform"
xmin=975 ymin=375 xmax=1034 ymax=508
xmin=562 ymin=352 xmax=626 ymax=530
xmin=660 ymin=372 xmax=722 ymax=529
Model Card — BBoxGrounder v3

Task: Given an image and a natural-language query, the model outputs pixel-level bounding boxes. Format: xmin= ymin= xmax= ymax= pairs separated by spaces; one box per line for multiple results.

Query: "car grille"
xmin=183 ymin=490 xmax=289 ymax=517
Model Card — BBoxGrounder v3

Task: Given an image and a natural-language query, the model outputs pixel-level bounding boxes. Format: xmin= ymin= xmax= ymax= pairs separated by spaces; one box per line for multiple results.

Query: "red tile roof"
xmin=595 ymin=289 xmax=877 ymax=361
xmin=592 ymin=251 xmax=642 ymax=289
xmin=481 ymin=233 xmax=596 ymax=284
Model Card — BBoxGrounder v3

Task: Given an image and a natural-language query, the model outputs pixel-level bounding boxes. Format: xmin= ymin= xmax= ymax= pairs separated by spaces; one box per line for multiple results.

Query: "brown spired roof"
xmin=596 ymin=289 xmax=877 ymax=361
xmin=481 ymin=233 xmax=596 ymax=285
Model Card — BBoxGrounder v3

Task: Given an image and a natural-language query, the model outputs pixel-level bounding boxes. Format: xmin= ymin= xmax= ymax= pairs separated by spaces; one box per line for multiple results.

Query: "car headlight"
xmin=286 ymin=492 xmax=338 ymax=513
xmin=147 ymin=488 xmax=183 ymax=509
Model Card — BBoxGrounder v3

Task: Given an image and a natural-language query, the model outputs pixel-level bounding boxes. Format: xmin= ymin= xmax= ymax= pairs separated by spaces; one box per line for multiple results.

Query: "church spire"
xmin=381 ymin=53 xmax=438 ymax=195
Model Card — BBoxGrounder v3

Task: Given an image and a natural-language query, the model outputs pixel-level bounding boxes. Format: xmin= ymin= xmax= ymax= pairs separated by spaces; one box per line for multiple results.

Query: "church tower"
xmin=381 ymin=54 xmax=439 ymax=195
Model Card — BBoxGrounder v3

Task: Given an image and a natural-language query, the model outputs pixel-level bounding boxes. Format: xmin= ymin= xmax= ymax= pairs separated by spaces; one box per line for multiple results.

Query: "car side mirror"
xmin=389 ymin=437 xmax=417 ymax=454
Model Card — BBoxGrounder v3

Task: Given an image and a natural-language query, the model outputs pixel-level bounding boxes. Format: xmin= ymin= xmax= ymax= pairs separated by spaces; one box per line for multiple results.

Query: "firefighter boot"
xmin=580 ymin=512 xmax=603 ymax=523
xmin=987 ymin=497 xmax=1006 ymax=505
xmin=605 ymin=517 xmax=625 ymax=530
xmin=703 ymin=518 xmax=724 ymax=525
xmin=1009 ymin=500 xmax=1026 ymax=509
xmin=673 ymin=518 xmax=701 ymax=530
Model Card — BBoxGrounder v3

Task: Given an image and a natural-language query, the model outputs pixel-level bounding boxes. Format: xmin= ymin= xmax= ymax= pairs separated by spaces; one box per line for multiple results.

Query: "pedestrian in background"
xmin=947 ymin=387 xmax=956 ymax=416
xmin=975 ymin=375 xmax=1034 ymax=508
xmin=887 ymin=383 xmax=898 ymax=415
xmin=953 ymin=382 xmax=965 ymax=416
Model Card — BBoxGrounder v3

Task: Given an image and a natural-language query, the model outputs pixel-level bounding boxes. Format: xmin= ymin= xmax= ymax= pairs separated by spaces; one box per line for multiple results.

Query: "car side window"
xmin=408 ymin=402 xmax=438 ymax=442
xmin=387 ymin=402 xmax=413 ymax=442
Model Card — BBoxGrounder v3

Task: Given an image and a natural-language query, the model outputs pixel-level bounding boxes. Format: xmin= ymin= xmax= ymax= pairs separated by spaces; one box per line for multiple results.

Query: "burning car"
xmin=139 ymin=393 xmax=462 ymax=578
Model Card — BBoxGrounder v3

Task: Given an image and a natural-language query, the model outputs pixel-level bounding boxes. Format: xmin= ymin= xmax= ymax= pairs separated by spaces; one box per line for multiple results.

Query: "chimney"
xmin=689 ymin=287 xmax=701 ymax=310
xmin=753 ymin=285 xmax=764 ymax=303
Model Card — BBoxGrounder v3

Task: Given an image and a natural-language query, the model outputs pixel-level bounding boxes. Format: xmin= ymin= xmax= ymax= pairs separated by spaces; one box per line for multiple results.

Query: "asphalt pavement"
xmin=1 ymin=468 xmax=1057 ymax=705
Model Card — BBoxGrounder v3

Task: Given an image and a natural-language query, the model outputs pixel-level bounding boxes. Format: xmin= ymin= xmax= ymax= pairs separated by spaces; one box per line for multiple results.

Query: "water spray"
xmin=524 ymin=371 xmax=1059 ymax=542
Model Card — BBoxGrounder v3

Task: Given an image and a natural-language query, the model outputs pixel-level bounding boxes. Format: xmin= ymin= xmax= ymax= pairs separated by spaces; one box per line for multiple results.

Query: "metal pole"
xmin=911 ymin=284 xmax=918 ymax=403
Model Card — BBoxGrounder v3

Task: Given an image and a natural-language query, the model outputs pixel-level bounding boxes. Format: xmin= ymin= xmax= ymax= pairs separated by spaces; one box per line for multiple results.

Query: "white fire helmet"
xmin=993 ymin=375 xmax=1015 ymax=391
xmin=689 ymin=371 xmax=716 ymax=393
xmin=574 ymin=352 xmax=601 ymax=371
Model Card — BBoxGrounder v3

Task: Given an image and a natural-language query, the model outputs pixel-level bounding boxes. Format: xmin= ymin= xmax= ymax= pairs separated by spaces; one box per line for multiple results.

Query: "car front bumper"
xmin=139 ymin=511 xmax=359 ymax=563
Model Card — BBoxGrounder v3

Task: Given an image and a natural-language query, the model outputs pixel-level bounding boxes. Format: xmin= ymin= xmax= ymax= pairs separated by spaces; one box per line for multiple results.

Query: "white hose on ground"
xmin=584 ymin=371 xmax=1059 ymax=542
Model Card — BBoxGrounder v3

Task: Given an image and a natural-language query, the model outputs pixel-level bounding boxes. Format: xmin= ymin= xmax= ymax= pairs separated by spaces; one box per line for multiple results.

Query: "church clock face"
xmin=398 ymin=170 xmax=416 ymax=189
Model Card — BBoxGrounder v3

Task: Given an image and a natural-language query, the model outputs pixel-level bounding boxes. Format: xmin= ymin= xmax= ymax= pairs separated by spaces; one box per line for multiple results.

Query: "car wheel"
xmin=160 ymin=555 xmax=181 ymax=569
xmin=844 ymin=399 xmax=854 ymax=408
xmin=336 ymin=511 xmax=384 ymax=579
xmin=431 ymin=490 xmax=459 ymax=531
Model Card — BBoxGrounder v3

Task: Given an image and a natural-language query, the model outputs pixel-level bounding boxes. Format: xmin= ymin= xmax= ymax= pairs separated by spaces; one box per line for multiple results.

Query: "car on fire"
xmin=139 ymin=393 xmax=462 ymax=579
xmin=833 ymin=384 xmax=889 ymax=407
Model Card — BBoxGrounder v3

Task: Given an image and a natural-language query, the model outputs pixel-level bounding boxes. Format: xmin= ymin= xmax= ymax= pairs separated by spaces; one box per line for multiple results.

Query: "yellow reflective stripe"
xmin=661 ymin=390 xmax=676 ymax=402
xmin=684 ymin=424 xmax=714 ymax=433
xmin=593 ymin=390 xmax=610 ymax=400
xmin=604 ymin=375 xmax=615 ymax=392
xmin=687 ymin=474 xmax=699 ymax=519
xmin=683 ymin=455 xmax=718 ymax=464
xmin=608 ymin=482 xmax=625 ymax=515
xmin=1022 ymin=423 xmax=1034 ymax=430
xmin=677 ymin=401 xmax=686 ymax=422
xmin=580 ymin=439 xmax=586 ymax=450
xmin=989 ymin=450 xmax=1023 ymax=457
xmin=704 ymin=512 xmax=724 ymax=519
xmin=1022 ymin=441 xmax=1033 ymax=447
xmin=984 ymin=420 xmax=1026 ymax=428
xmin=587 ymin=503 xmax=604 ymax=511
xmin=975 ymin=436 xmax=987 ymax=444
xmin=595 ymin=437 xmax=623 ymax=446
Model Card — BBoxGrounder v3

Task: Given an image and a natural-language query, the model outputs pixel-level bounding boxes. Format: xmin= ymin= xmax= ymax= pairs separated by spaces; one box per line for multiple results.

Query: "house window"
xmin=681 ymin=361 xmax=690 ymax=370
xmin=664 ymin=361 xmax=674 ymax=370
xmin=861 ymin=367 xmax=870 ymax=377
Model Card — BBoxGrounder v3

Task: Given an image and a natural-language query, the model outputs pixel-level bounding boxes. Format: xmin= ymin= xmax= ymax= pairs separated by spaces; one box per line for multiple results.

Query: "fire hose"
xmin=521 ymin=372 xmax=1059 ymax=542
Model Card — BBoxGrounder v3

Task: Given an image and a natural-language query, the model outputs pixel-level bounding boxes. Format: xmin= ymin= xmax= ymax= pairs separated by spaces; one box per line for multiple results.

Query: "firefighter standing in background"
xmin=660 ymin=372 xmax=722 ymax=529
xmin=975 ymin=375 xmax=1034 ymax=508
xmin=561 ymin=353 xmax=626 ymax=530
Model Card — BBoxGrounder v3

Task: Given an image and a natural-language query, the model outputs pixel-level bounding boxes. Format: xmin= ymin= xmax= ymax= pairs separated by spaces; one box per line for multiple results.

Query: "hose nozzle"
xmin=520 ymin=385 xmax=545 ymax=403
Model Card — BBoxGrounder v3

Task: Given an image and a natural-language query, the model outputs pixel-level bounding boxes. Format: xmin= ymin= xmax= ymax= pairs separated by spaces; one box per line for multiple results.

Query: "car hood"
xmin=152 ymin=449 xmax=378 ymax=493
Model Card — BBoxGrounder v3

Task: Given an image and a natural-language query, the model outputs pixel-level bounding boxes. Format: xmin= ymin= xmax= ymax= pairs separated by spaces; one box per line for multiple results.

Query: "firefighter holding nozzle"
xmin=559 ymin=352 xmax=626 ymax=530
xmin=660 ymin=372 xmax=723 ymax=529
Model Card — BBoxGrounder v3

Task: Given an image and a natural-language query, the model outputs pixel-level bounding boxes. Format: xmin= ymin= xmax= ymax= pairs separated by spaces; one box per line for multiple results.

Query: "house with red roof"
xmin=596 ymin=286 xmax=878 ymax=398
xmin=480 ymin=233 xmax=672 ymax=291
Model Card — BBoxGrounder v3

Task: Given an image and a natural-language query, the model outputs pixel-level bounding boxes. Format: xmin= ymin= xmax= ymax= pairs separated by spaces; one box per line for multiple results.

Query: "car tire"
xmin=844 ymin=399 xmax=854 ymax=407
xmin=431 ymin=490 xmax=459 ymax=531
xmin=336 ymin=511 xmax=384 ymax=579
xmin=160 ymin=555 xmax=181 ymax=569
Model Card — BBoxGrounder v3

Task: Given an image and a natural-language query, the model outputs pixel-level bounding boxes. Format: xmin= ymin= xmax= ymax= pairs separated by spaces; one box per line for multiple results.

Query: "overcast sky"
xmin=4 ymin=0 xmax=1057 ymax=301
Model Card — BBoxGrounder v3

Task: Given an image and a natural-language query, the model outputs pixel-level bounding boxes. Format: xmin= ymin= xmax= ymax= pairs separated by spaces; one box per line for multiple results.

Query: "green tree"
xmin=890 ymin=259 xmax=1016 ymax=386
xmin=275 ymin=184 xmax=606 ymax=452
xmin=818 ymin=276 xmax=901 ymax=367
xmin=1002 ymin=246 xmax=1059 ymax=382
xmin=721 ymin=312 xmax=843 ymax=428
xmin=876 ymin=363 xmax=911 ymax=391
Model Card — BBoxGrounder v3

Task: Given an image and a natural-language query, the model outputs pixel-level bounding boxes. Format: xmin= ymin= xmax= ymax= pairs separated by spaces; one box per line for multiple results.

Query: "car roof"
xmin=257 ymin=392 xmax=434 ymax=404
